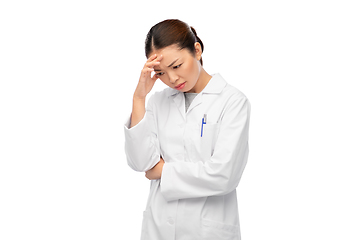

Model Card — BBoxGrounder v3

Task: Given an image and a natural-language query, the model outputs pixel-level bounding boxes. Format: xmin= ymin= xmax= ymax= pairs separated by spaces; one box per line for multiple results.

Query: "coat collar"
xmin=166 ymin=73 xmax=227 ymax=97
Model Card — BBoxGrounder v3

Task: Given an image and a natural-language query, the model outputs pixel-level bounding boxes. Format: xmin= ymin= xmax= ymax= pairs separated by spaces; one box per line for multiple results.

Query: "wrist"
xmin=130 ymin=96 xmax=146 ymax=128
xmin=133 ymin=95 xmax=146 ymax=102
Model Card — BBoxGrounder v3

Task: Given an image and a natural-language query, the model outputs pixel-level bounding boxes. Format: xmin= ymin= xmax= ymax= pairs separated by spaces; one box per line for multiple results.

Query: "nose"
xmin=168 ymin=72 xmax=179 ymax=84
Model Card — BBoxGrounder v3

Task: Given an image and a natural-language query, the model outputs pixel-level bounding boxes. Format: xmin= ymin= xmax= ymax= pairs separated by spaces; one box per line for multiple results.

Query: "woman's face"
xmin=151 ymin=44 xmax=203 ymax=93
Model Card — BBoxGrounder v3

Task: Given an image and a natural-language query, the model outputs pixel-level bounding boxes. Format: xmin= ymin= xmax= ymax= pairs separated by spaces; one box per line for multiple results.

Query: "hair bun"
xmin=190 ymin=26 xmax=198 ymax=37
xmin=190 ymin=26 xmax=204 ymax=53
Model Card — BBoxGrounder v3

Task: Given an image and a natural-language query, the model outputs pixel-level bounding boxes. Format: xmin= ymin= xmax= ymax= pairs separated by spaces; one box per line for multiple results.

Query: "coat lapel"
xmin=186 ymin=93 xmax=203 ymax=113
xmin=165 ymin=74 xmax=227 ymax=118
xmin=169 ymin=91 xmax=186 ymax=120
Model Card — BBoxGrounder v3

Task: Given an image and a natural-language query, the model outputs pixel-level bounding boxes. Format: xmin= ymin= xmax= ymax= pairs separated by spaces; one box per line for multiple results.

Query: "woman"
xmin=124 ymin=19 xmax=250 ymax=240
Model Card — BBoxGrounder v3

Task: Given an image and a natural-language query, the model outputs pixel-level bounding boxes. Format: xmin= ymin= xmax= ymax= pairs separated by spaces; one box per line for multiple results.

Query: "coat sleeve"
xmin=124 ymin=96 xmax=160 ymax=172
xmin=160 ymin=95 xmax=250 ymax=201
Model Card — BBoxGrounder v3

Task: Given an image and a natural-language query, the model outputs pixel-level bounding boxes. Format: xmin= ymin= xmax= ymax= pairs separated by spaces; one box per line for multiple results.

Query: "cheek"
xmin=158 ymin=76 xmax=171 ymax=86
xmin=187 ymin=61 xmax=200 ymax=78
xmin=158 ymin=77 xmax=166 ymax=84
xmin=182 ymin=60 xmax=199 ymax=78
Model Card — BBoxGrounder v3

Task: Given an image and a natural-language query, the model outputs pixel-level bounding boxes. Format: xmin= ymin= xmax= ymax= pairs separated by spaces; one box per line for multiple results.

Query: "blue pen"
xmin=201 ymin=114 xmax=207 ymax=137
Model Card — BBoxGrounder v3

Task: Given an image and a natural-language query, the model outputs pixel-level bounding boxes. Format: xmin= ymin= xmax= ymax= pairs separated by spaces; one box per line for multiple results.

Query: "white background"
xmin=1 ymin=0 xmax=359 ymax=239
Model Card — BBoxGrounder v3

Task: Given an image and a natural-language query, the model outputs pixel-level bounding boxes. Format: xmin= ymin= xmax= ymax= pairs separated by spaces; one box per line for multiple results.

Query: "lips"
xmin=175 ymin=82 xmax=186 ymax=90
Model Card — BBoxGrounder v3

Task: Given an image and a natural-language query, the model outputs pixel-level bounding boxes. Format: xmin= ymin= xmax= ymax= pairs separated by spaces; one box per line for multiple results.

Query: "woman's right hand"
xmin=133 ymin=54 xmax=163 ymax=100
xmin=130 ymin=54 xmax=163 ymax=128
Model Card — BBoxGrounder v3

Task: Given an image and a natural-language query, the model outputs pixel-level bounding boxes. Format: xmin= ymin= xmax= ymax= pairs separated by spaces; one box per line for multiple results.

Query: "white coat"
xmin=124 ymin=73 xmax=251 ymax=240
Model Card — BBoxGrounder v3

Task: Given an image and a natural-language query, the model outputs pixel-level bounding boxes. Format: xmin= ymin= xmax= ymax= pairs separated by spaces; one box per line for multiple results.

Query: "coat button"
xmin=167 ymin=218 xmax=174 ymax=225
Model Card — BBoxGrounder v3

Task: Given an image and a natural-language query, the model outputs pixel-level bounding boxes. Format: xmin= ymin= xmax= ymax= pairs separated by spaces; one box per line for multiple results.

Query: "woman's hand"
xmin=130 ymin=54 xmax=162 ymax=128
xmin=145 ymin=158 xmax=165 ymax=180
xmin=134 ymin=54 xmax=163 ymax=100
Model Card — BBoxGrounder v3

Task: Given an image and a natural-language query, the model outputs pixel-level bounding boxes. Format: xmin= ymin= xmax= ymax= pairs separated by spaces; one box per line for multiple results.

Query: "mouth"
xmin=175 ymin=82 xmax=186 ymax=90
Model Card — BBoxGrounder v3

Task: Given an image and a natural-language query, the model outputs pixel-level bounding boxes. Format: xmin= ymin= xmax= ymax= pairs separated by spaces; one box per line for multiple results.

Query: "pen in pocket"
xmin=201 ymin=114 xmax=207 ymax=137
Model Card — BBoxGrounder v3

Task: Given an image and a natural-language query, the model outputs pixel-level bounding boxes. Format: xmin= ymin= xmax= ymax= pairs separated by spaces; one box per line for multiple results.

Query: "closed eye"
xmin=156 ymin=72 xmax=164 ymax=76
xmin=173 ymin=63 xmax=182 ymax=69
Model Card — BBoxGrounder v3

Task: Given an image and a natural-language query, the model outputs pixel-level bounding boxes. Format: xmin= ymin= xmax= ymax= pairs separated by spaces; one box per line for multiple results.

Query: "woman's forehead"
xmin=153 ymin=46 xmax=190 ymax=63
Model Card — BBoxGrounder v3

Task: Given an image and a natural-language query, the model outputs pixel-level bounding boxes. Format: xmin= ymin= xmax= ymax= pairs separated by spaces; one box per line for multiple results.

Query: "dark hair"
xmin=145 ymin=19 xmax=204 ymax=65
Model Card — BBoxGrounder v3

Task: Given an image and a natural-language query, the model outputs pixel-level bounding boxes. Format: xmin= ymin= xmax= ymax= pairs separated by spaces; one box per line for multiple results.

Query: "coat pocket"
xmin=200 ymin=122 xmax=219 ymax=161
xmin=201 ymin=218 xmax=240 ymax=240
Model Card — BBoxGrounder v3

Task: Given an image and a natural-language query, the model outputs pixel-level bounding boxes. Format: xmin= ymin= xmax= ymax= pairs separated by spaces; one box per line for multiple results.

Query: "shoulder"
xmin=224 ymin=83 xmax=248 ymax=100
xmin=214 ymin=74 xmax=249 ymax=104
xmin=215 ymin=75 xmax=251 ymax=121
xmin=147 ymin=87 xmax=175 ymax=107
xmin=149 ymin=87 xmax=174 ymax=100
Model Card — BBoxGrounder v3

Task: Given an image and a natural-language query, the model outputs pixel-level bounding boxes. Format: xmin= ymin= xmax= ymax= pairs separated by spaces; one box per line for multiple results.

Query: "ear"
xmin=194 ymin=42 xmax=202 ymax=61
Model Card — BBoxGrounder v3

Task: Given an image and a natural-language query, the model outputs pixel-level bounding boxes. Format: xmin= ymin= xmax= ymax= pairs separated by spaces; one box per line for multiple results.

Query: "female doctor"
xmin=124 ymin=19 xmax=251 ymax=240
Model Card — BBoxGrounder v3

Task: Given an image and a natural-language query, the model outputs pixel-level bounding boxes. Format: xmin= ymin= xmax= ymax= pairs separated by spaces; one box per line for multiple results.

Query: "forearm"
xmin=130 ymin=54 xmax=162 ymax=129
xmin=145 ymin=157 xmax=164 ymax=180
xmin=125 ymin=112 xmax=161 ymax=172
xmin=130 ymin=97 xmax=146 ymax=128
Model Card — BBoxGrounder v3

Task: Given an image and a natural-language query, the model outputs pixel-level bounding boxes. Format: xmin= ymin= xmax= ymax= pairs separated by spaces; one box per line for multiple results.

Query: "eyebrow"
xmin=167 ymin=58 xmax=179 ymax=68
xmin=154 ymin=58 xmax=180 ymax=72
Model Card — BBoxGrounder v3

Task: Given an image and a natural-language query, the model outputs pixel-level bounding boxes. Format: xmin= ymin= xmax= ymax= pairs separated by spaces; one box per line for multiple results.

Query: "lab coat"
xmin=124 ymin=74 xmax=250 ymax=240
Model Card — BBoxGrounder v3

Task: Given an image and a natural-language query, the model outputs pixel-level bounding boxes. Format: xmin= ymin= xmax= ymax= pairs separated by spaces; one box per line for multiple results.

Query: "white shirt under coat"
xmin=124 ymin=73 xmax=251 ymax=240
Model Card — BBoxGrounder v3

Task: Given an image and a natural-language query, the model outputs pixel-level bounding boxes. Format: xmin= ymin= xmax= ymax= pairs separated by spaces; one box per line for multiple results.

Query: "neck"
xmin=187 ymin=68 xmax=212 ymax=93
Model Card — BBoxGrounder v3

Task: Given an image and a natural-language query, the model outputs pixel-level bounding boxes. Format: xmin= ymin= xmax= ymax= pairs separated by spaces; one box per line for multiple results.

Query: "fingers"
xmin=144 ymin=61 xmax=159 ymax=70
xmin=146 ymin=54 xmax=158 ymax=62
xmin=147 ymin=54 xmax=163 ymax=62
xmin=145 ymin=54 xmax=163 ymax=69
xmin=144 ymin=164 xmax=158 ymax=180
xmin=145 ymin=166 xmax=154 ymax=180
xmin=141 ymin=55 xmax=163 ymax=79
xmin=155 ymin=54 xmax=163 ymax=61
xmin=144 ymin=158 xmax=164 ymax=180
xmin=145 ymin=169 xmax=156 ymax=180
xmin=151 ymin=73 xmax=159 ymax=81
xmin=141 ymin=67 xmax=154 ymax=76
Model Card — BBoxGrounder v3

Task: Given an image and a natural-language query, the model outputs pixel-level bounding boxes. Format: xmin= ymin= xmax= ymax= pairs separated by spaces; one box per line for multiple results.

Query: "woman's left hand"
xmin=145 ymin=158 xmax=165 ymax=180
